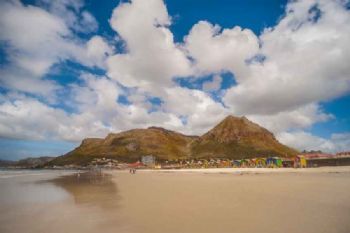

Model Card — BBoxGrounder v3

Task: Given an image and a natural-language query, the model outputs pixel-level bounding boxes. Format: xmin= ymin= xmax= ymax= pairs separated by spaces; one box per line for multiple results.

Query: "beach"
xmin=1 ymin=168 xmax=350 ymax=233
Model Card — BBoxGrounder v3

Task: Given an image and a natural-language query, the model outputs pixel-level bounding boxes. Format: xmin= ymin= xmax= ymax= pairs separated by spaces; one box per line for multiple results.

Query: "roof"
xmin=128 ymin=161 xmax=144 ymax=167
xmin=300 ymin=153 xmax=335 ymax=159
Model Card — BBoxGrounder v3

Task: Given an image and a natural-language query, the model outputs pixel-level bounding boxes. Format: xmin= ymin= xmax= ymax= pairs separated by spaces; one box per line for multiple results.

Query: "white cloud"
xmin=104 ymin=0 xmax=229 ymax=135
xmin=162 ymin=87 xmax=229 ymax=134
xmin=0 ymin=96 xmax=70 ymax=140
xmin=86 ymin=36 xmax=114 ymax=68
xmin=277 ymin=131 xmax=350 ymax=153
xmin=69 ymin=74 xmax=122 ymax=119
xmin=0 ymin=0 xmax=110 ymax=99
xmin=107 ymin=0 xmax=192 ymax=95
xmin=0 ymin=0 xmax=70 ymax=76
xmin=224 ymin=0 xmax=350 ymax=115
xmin=0 ymin=74 xmax=124 ymax=142
xmin=0 ymin=68 xmax=60 ymax=100
xmin=37 ymin=0 xmax=98 ymax=34
xmin=247 ymin=103 xmax=333 ymax=134
xmin=184 ymin=21 xmax=259 ymax=77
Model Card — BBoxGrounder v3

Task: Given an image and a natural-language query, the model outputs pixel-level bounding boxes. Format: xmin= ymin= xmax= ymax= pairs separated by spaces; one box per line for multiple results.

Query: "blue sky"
xmin=0 ymin=0 xmax=349 ymax=160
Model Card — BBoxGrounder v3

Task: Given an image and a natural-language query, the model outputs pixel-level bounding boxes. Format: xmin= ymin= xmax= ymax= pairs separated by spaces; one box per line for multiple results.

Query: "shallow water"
xmin=0 ymin=170 xmax=350 ymax=233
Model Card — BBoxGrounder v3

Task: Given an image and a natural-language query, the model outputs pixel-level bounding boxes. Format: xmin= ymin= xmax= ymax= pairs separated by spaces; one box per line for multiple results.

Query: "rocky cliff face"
xmin=51 ymin=115 xmax=298 ymax=165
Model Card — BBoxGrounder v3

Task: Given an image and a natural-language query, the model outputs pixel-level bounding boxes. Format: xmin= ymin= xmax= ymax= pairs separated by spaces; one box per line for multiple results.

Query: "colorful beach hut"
xmin=266 ymin=157 xmax=274 ymax=167
xmin=294 ymin=155 xmax=307 ymax=168
xmin=247 ymin=159 xmax=256 ymax=167
xmin=240 ymin=159 xmax=249 ymax=167
xmin=281 ymin=158 xmax=294 ymax=167
xmin=233 ymin=160 xmax=241 ymax=167
xmin=274 ymin=157 xmax=283 ymax=167
xmin=255 ymin=158 xmax=266 ymax=168
xmin=266 ymin=157 xmax=282 ymax=168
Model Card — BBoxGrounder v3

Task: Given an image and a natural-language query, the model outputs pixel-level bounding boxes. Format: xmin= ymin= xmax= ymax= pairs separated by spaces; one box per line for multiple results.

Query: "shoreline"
xmin=2 ymin=165 xmax=350 ymax=175
xmin=111 ymin=165 xmax=350 ymax=175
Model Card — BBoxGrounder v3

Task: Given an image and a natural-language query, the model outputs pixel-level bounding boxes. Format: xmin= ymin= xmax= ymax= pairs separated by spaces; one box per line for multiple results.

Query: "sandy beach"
xmin=1 ymin=168 xmax=350 ymax=233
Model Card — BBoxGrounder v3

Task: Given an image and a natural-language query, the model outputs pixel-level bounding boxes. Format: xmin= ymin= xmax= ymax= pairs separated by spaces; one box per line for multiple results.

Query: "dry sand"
xmin=0 ymin=168 xmax=350 ymax=233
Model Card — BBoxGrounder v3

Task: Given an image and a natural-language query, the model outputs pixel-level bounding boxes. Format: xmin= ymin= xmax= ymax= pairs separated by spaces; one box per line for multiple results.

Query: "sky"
xmin=0 ymin=0 xmax=349 ymax=160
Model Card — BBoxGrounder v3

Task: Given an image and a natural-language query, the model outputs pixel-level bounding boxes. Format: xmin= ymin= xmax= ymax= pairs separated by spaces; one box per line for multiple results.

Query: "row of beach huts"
xmin=80 ymin=152 xmax=350 ymax=170
xmin=123 ymin=152 xmax=350 ymax=169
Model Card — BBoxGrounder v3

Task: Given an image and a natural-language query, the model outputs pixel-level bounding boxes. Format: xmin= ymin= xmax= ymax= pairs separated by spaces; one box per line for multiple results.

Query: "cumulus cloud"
xmin=184 ymin=21 xmax=259 ymax=78
xmin=0 ymin=74 xmax=121 ymax=141
xmin=162 ymin=87 xmax=229 ymax=134
xmin=277 ymin=131 xmax=350 ymax=153
xmin=0 ymin=0 xmax=109 ymax=98
xmin=0 ymin=68 xmax=60 ymax=99
xmin=0 ymin=0 xmax=70 ymax=76
xmin=86 ymin=36 xmax=114 ymax=68
xmin=37 ymin=0 xmax=98 ymax=34
xmin=107 ymin=0 xmax=192 ymax=95
xmin=105 ymin=0 xmax=229 ymax=135
xmin=224 ymin=0 xmax=350 ymax=115
xmin=0 ymin=96 xmax=71 ymax=140
xmin=247 ymin=103 xmax=333 ymax=134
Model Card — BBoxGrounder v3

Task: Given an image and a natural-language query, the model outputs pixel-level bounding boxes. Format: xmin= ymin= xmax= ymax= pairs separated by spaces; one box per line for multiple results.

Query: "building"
xmin=141 ymin=155 xmax=156 ymax=167
xmin=303 ymin=153 xmax=350 ymax=167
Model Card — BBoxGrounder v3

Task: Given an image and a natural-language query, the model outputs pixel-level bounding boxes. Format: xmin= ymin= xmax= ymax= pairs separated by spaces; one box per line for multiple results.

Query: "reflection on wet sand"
xmin=50 ymin=171 xmax=119 ymax=210
xmin=0 ymin=171 xmax=126 ymax=233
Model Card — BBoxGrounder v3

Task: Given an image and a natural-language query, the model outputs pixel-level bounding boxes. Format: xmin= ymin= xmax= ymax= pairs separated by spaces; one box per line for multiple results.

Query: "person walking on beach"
xmin=130 ymin=168 xmax=136 ymax=174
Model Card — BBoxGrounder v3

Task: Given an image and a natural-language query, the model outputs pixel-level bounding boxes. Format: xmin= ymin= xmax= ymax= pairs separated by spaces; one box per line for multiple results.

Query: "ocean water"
xmin=0 ymin=169 xmax=74 ymax=179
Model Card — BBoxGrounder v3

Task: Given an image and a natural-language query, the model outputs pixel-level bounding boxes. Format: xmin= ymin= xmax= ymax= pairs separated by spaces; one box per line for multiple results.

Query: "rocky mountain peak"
xmin=201 ymin=115 xmax=274 ymax=143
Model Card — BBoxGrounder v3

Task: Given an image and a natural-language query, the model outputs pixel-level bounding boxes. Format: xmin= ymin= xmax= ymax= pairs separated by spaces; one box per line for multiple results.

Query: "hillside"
xmin=16 ymin=156 xmax=55 ymax=168
xmin=0 ymin=157 xmax=55 ymax=168
xmin=190 ymin=116 xmax=297 ymax=159
xmin=0 ymin=159 xmax=16 ymax=168
xmin=50 ymin=115 xmax=298 ymax=165
xmin=51 ymin=127 xmax=197 ymax=165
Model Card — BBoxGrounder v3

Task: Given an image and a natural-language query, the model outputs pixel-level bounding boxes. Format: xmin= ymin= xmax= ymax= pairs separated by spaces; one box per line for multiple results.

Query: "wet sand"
xmin=1 ymin=168 xmax=350 ymax=233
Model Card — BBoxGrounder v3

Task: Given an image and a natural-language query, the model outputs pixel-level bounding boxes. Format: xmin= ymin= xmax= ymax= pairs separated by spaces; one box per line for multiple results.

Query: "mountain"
xmin=50 ymin=115 xmax=298 ymax=165
xmin=16 ymin=156 xmax=55 ymax=168
xmin=51 ymin=127 xmax=197 ymax=165
xmin=0 ymin=159 xmax=16 ymax=168
xmin=190 ymin=116 xmax=296 ymax=159
xmin=0 ymin=156 xmax=55 ymax=168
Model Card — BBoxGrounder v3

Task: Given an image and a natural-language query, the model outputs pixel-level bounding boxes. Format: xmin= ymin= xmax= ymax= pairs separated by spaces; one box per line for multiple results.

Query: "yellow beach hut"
xmin=294 ymin=155 xmax=307 ymax=168
xmin=255 ymin=158 xmax=266 ymax=168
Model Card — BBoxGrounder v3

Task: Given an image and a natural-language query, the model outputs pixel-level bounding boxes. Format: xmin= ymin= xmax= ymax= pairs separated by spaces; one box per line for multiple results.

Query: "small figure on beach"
xmin=129 ymin=168 xmax=136 ymax=174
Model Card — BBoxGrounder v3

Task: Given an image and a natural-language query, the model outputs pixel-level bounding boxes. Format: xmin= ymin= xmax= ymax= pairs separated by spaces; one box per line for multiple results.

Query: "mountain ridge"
xmin=0 ymin=156 xmax=55 ymax=168
xmin=50 ymin=115 xmax=298 ymax=165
